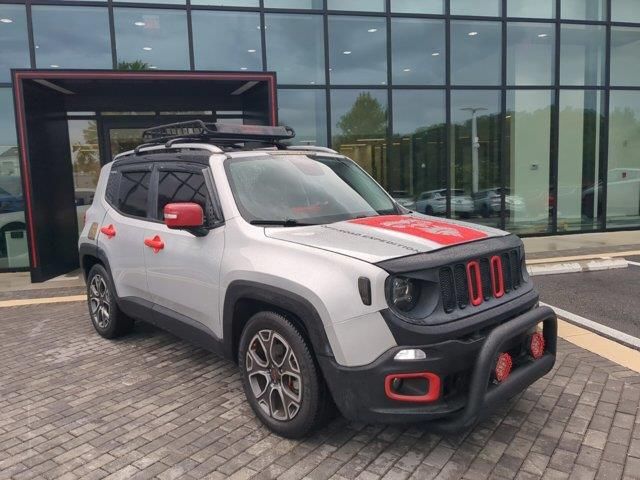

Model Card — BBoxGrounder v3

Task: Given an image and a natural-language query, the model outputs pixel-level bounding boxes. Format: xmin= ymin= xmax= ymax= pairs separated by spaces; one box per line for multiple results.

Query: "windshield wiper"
xmin=250 ymin=219 xmax=314 ymax=227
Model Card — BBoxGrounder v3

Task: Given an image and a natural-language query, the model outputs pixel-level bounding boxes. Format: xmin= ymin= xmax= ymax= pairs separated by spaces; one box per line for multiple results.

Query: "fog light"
xmin=495 ymin=352 xmax=512 ymax=383
xmin=530 ymin=332 xmax=545 ymax=360
xmin=394 ymin=349 xmax=426 ymax=361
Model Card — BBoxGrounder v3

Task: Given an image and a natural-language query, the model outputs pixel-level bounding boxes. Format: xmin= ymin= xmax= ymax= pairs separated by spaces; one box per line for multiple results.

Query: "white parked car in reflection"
xmin=415 ymin=189 xmax=474 ymax=218
xmin=473 ymin=188 xmax=526 ymax=218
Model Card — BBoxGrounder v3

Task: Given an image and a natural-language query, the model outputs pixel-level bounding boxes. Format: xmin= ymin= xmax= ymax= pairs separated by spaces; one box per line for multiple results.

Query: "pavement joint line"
xmin=0 ymin=295 xmax=87 ymax=308
xmin=526 ymin=249 xmax=640 ymax=265
xmin=543 ymin=302 xmax=640 ymax=373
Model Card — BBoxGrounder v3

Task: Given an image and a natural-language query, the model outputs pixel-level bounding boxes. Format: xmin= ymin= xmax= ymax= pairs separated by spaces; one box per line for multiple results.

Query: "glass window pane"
xmin=562 ymin=0 xmax=606 ymax=21
xmin=331 ymin=90 xmax=388 ymax=185
xmin=612 ymin=0 xmax=640 ymax=23
xmin=0 ymin=88 xmax=27 ymax=269
xmin=68 ymin=119 xmax=100 ymax=235
xmin=392 ymin=90 xmax=446 ymax=213
xmin=265 ymin=14 xmax=324 ymax=85
xmin=115 ymin=8 xmax=188 ymax=70
xmin=508 ymin=0 xmax=555 ymax=18
xmin=507 ymin=23 xmax=555 ymax=86
xmin=265 ymin=0 xmax=323 ymax=8
xmin=327 ymin=0 xmax=385 ymax=12
xmin=193 ymin=11 xmax=261 ymax=71
xmin=391 ymin=0 xmax=443 ymax=14
xmin=451 ymin=0 xmax=500 ymax=17
xmin=32 ymin=6 xmax=112 ymax=70
xmin=505 ymin=90 xmax=553 ymax=234
xmin=451 ymin=21 xmax=501 ymax=86
xmin=392 ymin=19 xmax=445 ymax=86
xmin=607 ymin=92 xmax=640 ymax=229
xmin=451 ymin=91 xmax=501 ymax=227
xmin=190 ymin=0 xmax=257 ymax=5
xmin=557 ymin=90 xmax=604 ymax=232
xmin=0 ymin=5 xmax=29 ymax=83
xmin=328 ymin=17 xmax=387 ymax=85
xmin=118 ymin=171 xmax=151 ymax=218
xmin=611 ymin=27 xmax=640 ymax=87
xmin=115 ymin=0 xmax=185 ymax=4
xmin=560 ymin=25 xmax=606 ymax=86
xmin=278 ymin=89 xmax=327 ymax=146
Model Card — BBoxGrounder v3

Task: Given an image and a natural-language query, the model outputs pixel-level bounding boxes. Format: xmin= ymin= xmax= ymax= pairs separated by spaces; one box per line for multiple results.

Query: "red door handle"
xmin=144 ymin=235 xmax=164 ymax=253
xmin=100 ymin=224 xmax=116 ymax=238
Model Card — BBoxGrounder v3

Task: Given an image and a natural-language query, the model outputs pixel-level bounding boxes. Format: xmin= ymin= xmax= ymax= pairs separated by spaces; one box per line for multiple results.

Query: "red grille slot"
xmin=490 ymin=255 xmax=505 ymax=298
xmin=466 ymin=260 xmax=483 ymax=306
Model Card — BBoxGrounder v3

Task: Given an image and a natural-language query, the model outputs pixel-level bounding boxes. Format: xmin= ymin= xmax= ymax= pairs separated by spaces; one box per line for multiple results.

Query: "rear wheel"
xmin=86 ymin=264 xmax=133 ymax=338
xmin=238 ymin=311 xmax=330 ymax=438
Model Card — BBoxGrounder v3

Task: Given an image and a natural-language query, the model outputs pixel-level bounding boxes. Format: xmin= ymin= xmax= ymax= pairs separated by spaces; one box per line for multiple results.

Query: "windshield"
xmin=225 ymin=154 xmax=399 ymax=225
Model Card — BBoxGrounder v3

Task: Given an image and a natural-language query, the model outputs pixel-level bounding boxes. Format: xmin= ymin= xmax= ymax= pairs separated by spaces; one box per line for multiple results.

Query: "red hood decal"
xmin=348 ymin=215 xmax=488 ymax=246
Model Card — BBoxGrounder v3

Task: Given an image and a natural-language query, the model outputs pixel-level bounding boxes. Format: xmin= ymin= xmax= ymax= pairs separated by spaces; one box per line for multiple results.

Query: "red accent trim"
xmin=466 ymin=260 xmax=483 ymax=306
xmin=529 ymin=332 xmax=546 ymax=360
xmin=384 ymin=372 xmax=441 ymax=403
xmin=348 ymin=215 xmax=488 ymax=246
xmin=164 ymin=202 xmax=204 ymax=229
xmin=490 ymin=255 xmax=505 ymax=298
xmin=144 ymin=235 xmax=164 ymax=253
xmin=494 ymin=352 xmax=513 ymax=383
xmin=100 ymin=224 xmax=116 ymax=238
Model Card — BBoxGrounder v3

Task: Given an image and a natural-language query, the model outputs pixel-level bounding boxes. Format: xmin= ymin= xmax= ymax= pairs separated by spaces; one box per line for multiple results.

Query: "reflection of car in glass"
xmin=473 ymin=188 xmax=526 ymax=218
xmin=79 ymin=122 xmax=557 ymax=439
xmin=582 ymin=169 xmax=640 ymax=220
xmin=415 ymin=189 xmax=474 ymax=218
xmin=389 ymin=191 xmax=416 ymax=211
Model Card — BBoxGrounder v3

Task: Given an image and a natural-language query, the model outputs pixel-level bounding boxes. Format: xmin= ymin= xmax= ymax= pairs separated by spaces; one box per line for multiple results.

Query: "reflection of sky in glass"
xmin=0 ymin=4 xmax=30 ymax=82
xmin=451 ymin=21 xmax=501 ymax=86
xmin=391 ymin=0 xmax=443 ymax=14
xmin=561 ymin=25 xmax=605 ymax=86
xmin=611 ymin=27 xmax=640 ymax=87
xmin=278 ymin=89 xmax=327 ymax=146
xmin=265 ymin=0 xmax=323 ymax=8
xmin=613 ymin=0 xmax=640 ymax=23
xmin=266 ymin=14 xmax=324 ymax=85
xmin=393 ymin=90 xmax=445 ymax=135
xmin=329 ymin=16 xmax=387 ymax=85
xmin=327 ymin=0 xmax=384 ymax=12
xmin=562 ymin=0 xmax=606 ymax=21
xmin=507 ymin=0 xmax=555 ymax=18
xmin=451 ymin=0 xmax=500 ymax=16
xmin=191 ymin=0 xmax=257 ymax=5
xmin=392 ymin=19 xmax=445 ymax=86
xmin=192 ymin=11 xmax=261 ymax=71
xmin=115 ymin=8 xmax=188 ymax=70
xmin=0 ymin=89 xmax=16 ymax=147
xmin=507 ymin=23 xmax=555 ymax=86
xmin=33 ymin=6 xmax=112 ymax=69
xmin=115 ymin=0 xmax=184 ymax=3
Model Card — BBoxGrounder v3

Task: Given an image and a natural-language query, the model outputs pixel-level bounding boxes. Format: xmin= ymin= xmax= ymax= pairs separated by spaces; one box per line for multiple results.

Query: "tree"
xmin=335 ymin=92 xmax=387 ymax=141
xmin=72 ymin=120 xmax=101 ymax=184
xmin=117 ymin=60 xmax=150 ymax=71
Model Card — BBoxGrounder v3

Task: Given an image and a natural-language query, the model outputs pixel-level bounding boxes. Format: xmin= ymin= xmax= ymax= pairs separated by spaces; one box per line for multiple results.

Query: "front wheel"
xmin=86 ymin=264 xmax=133 ymax=338
xmin=238 ymin=311 xmax=330 ymax=438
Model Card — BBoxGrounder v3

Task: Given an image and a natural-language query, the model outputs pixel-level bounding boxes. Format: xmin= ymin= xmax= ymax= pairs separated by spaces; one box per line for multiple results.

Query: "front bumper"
xmin=318 ymin=306 xmax=557 ymax=433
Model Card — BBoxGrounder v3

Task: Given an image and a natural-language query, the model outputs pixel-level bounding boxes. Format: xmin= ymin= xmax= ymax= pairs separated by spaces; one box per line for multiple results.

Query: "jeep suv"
xmin=78 ymin=121 xmax=557 ymax=438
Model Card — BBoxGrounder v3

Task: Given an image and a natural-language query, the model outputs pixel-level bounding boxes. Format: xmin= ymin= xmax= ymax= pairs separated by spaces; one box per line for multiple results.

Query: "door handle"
xmin=144 ymin=235 xmax=164 ymax=253
xmin=100 ymin=224 xmax=116 ymax=238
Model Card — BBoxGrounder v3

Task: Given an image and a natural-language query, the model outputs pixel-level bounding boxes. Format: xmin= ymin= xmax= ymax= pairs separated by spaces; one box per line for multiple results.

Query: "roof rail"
xmin=135 ymin=120 xmax=296 ymax=154
xmin=287 ymin=145 xmax=339 ymax=155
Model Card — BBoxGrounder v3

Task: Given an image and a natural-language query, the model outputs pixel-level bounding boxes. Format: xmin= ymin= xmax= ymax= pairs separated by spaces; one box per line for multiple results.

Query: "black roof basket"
xmin=135 ymin=120 xmax=296 ymax=154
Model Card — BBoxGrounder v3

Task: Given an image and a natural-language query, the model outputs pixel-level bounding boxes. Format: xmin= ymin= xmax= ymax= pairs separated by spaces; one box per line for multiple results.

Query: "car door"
xmin=142 ymin=162 xmax=225 ymax=337
xmin=98 ymin=164 xmax=152 ymax=302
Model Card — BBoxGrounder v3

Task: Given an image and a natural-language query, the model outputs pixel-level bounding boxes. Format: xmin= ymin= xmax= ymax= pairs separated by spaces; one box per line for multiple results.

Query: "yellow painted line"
xmin=527 ymin=250 xmax=640 ymax=265
xmin=0 ymin=295 xmax=87 ymax=308
xmin=557 ymin=319 xmax=640 ymax=374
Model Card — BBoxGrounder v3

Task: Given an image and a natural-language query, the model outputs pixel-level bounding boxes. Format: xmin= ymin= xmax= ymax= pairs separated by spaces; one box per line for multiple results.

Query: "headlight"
xmin=390 ymin=276 xmax=420 ymax=312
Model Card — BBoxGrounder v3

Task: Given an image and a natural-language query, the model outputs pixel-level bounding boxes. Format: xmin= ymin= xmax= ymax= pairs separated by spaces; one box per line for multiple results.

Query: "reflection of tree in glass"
xmin=335 ymin=92 xmax=387 ymax=141
xmin=72 ymin=120 xmax=101 ymax=184
xmin=117 ymin=60 xmax=150 ymax=71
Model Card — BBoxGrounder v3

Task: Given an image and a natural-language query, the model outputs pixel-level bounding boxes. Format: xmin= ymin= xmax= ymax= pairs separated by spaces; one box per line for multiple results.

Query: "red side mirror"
xmin=164 ymin=202 xmax=204 ymax=229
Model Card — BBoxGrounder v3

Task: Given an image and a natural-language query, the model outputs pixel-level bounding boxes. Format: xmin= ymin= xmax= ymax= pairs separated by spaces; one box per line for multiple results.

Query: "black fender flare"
xmin=78 ymin=243 xmax=112 ymax=280
xmin=222 ymin=280 xmax=334 ymax=362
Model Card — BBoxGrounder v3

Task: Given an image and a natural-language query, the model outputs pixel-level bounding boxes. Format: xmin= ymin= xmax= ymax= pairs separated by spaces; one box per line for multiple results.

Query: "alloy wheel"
xmin=245 ymin=329 xmax=302 ymax=421
xmin=89 ymin=274 xmax=111 ymax=329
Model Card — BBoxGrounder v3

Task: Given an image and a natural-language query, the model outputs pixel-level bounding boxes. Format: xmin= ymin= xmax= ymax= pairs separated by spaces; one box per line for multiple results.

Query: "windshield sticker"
xmin=348 ymin=215 xmax=488 ymax=245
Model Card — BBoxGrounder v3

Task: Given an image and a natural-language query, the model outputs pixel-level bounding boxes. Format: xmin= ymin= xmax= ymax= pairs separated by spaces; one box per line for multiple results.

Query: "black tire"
xmin=86 ymin=264 xmax=133 ymax=339
xmin=425 ymin=206 xmax=434 ymax=216
xmin=238 ymin=311 xmax=330 ymax=438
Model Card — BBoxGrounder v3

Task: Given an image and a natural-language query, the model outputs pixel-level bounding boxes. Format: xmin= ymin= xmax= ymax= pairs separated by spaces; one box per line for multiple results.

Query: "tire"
xmin=86 ymin=264 xmax=133 ymax=339
xmin=238 ymin=311 xmax=330 ymax=438
xmin=425 ymin=206 xmax=434 ymax=216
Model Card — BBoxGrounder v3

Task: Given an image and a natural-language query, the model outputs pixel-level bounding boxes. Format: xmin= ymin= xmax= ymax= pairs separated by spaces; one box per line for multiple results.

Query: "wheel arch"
xmin=223 ymin=280 xmax=334 ymax=364
xmin=79 ymin=244 xmax=112 ymax=283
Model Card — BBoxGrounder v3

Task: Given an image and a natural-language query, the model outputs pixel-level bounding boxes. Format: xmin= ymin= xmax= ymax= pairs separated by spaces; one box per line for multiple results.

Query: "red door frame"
xmin=11 ymin=69 xmax=278 ymax=272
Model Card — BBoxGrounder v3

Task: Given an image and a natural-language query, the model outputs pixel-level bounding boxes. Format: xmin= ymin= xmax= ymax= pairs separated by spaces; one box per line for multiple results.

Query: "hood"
xmin=265 ymin=214 xmax=507 ymax=263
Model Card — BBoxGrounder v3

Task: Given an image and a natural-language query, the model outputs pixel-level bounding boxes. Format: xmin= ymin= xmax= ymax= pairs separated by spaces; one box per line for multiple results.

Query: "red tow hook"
xmin=100 ymin=224 xmax=116 ymax=238
xmin=144 ymin=235 xmax=165 ymax=253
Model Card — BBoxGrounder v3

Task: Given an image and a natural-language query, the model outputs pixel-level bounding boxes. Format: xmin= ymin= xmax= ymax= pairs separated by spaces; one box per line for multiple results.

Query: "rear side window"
xmin=156 ymin=169 xmax=215 ymax=225
xmin=117 ymin=171 xmax=151 ymax=218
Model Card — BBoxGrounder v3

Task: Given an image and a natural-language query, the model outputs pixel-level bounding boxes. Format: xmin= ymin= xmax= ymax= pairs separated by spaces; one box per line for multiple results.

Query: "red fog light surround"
xmin=384 ymin=372 xmax=441 ymax=403
xmin=494 ymin=353 xmax=512 ymax=383
xmin=530 ymin=332 xmax=545 ymax=360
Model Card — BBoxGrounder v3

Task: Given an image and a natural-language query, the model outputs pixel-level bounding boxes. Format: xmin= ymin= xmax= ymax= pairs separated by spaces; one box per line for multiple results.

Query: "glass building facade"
xmin=1 ymin=0 xmax=640 ymax=271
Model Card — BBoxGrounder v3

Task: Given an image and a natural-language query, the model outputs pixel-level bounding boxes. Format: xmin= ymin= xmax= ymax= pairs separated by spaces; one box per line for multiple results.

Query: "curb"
xmin=527 ymin=258 xmax=628 ymax=276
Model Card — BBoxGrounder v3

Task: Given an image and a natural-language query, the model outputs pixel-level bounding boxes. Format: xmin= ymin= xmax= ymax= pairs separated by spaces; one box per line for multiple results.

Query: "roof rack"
xmin=134 ymin=120 xmax=296 ymax=154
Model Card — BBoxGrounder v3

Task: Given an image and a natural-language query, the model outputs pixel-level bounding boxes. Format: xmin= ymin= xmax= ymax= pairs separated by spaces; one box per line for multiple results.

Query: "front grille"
xmin=439 ymin=248 xmax=523 ymax=314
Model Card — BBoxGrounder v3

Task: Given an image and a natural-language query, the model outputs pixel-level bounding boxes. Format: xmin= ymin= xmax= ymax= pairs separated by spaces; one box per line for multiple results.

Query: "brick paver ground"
xmin=1 ymin=301 xmax=640 ymax=480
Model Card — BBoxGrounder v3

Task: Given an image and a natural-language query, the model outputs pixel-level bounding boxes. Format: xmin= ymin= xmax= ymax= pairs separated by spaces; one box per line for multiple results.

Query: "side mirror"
xmin=164 ymin=202 xmax=204 ymax=230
